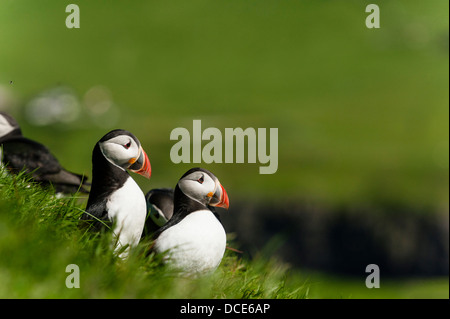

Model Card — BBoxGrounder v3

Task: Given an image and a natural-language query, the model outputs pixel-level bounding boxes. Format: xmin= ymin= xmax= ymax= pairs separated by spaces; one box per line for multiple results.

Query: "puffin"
xmin=152 ymin=167 xmax=229 ymax=274
xmin=0 ymin=112 xmax=89 ymax=194
xmin=80 ymin=129 xmax=152 ymax=258
xmin=143 ymin=188 xmax=174 ymax=236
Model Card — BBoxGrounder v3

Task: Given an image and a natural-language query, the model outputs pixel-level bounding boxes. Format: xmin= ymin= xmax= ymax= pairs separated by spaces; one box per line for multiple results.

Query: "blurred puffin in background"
xmin=143 ymin=188 xmax=174 ymax=236
xmin=151 ymin=167 xmax=229 ymax=274
xmin=0 ymin=111 xmax=89 ymax=194
xmin=80 ymin=129 xmax=151 ymax=258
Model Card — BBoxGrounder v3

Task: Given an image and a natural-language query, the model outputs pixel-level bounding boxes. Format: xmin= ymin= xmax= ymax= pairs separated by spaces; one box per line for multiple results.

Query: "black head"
xmin=170 ymin=167 xmax=229 ymax=222
xmin=175 ymin=167 xmax=229 ymax=210
xmin=146 ymin=188 xmax=175 ymax=226
xmin=95 ymin=129 xmax=152 ymax=179
xmin=0 ymin=112 xmax=22 ymax=140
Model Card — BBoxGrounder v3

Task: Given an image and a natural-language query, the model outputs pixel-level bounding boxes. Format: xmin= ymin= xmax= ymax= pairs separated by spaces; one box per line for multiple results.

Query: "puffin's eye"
xmin=197 ymin=176 xmax=204 ymax=184
xmin=124 ymin=142 xmax=131 ymax=149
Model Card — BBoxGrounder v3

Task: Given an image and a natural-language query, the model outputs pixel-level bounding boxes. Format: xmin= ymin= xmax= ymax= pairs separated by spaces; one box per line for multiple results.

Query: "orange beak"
xmin=129 ymin=147 xmax=152 ymax=179
xmin=210 ymin=183 xmax=230 ymax=210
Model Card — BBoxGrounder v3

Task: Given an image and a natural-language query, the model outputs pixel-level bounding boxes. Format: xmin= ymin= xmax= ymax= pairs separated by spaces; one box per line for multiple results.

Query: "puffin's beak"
xmin=129 ymin=146 xmax=152 ymax=179
xmin=209 ymin=182 xmax=229 ymax=210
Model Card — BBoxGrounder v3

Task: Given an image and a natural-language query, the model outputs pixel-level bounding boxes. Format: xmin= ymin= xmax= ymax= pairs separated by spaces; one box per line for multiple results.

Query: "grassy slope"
xmin=0 ymin=168 xmax=309 ymax=299
xmin=0 ymin=169 xmax=448 ymax=299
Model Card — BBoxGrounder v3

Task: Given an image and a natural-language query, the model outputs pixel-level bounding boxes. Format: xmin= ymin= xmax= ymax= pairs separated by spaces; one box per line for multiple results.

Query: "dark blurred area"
xmin=222 ymin=201 xmax=449 ymax=277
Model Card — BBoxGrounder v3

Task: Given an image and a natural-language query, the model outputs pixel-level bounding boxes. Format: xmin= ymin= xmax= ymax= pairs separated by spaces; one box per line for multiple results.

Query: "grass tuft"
xmin=0 ymin=167 xmax=308 ymax=298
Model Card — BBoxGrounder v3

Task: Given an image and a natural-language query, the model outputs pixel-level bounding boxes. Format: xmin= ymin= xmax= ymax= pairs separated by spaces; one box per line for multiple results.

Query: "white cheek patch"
xmin=99 ymin=143 xmax=127 ymax=171
xmin=0 ymin=117 xmax=14 ymax=138
xmin=99 ymin=135 xmax=140 ymax=170
xmin=178 ymin=174 xmax=216 ymax=206
xmin=149 ymin=205 xmax=169 ymax=227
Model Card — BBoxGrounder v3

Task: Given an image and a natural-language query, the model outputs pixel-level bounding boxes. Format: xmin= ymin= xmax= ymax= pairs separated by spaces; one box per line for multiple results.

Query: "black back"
xmin=1 ymin=135 xmax=89 ymax=194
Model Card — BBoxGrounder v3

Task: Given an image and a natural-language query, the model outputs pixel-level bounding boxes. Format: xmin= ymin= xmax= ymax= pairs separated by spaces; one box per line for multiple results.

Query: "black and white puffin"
xmin=0 ymin=112 xmax=89 ymax=194
xmin=143 ymin=188 xmax=174 ymax=236
xmin=80 ymin=129 xmax=152 ymax=257
xmin=152 ymin=167 xmax=229 ymax=274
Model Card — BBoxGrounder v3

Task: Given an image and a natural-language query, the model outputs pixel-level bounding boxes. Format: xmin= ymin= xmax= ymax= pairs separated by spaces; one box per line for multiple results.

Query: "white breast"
xmin=106 ymin=177 xmax=146 ymax=257
xmin=155 ymin=210 xmax=226 ymax=274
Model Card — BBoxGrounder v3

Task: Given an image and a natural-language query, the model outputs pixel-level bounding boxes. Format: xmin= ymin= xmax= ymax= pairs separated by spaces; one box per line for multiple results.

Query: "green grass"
xmin=0 ymin=167 xmax=309 ymax=298
xmin=304 ymin=272 xmax=449 ymax=299
xmin=0 ymin=168 xmax=448 ymax=299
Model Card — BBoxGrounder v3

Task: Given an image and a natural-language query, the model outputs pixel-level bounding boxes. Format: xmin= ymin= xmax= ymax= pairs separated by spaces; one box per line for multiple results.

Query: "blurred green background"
xmin=0 ymin=0 xmax=448 ymax=209
xmin=0 ymin=0 xmax=448 ymax=297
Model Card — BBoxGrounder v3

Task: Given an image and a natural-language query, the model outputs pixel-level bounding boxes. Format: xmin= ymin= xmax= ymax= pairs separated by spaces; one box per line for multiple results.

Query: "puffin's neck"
xmin=173 ymin=184 xmax=207 ymax=216
xmin=152 ymin=185 xmax=210 ymax=239
xmin=87 ymin=143 xmax=129 ymax=206
xmin=0 ymin=128 xmax=23 ymax=143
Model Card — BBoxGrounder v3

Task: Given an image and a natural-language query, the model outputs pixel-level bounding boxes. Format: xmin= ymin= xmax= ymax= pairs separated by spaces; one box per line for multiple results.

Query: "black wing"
xmin=2 ymin=137 xmax=89 ymax=193
xmin=80 ymin=198 xmax=111 ymax=231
